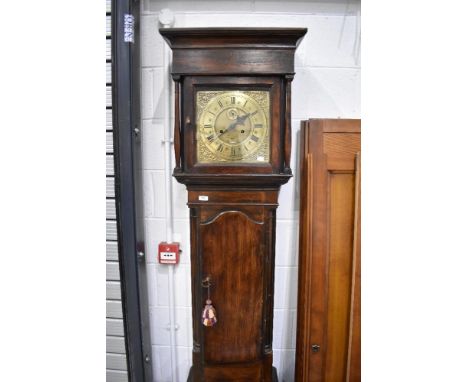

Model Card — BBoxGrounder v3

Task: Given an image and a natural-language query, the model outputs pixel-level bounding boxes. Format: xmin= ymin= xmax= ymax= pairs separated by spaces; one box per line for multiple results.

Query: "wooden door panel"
xmin=296 ymin=119 xmax=361 ymax=382
xmin=324 ymin=172 xmax=355 ymax=381
xmin=201 ymin=210 xmax=264 ymax=364
xmin=323 ymin=133 xmax=360 ymax=156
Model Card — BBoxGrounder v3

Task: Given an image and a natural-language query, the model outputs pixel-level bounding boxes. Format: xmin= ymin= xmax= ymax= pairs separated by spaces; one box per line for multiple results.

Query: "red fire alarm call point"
xmin=158 ymin=242 xmax=180 ymax=264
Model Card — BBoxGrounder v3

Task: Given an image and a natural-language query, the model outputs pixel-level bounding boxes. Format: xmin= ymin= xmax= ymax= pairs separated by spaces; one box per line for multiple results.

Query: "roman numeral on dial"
xmin=255 ymin=124 xmax=263 ymax=129
xmin=231 ymin=96 xmax=235 ymax=104
xmin=216 ymin=144 xmax=224 ymax=152
xmin=250 ymin=135 xmax=259 ymax=142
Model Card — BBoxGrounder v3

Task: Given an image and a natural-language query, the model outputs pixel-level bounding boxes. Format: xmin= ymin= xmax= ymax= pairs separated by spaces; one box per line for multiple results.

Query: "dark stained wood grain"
xmin=188 ymin=190 xmax=279 ymax=205
xmin=160 ymin=28 xmax=306 ymax=75
xmin=188 ymin=366 xmax=278 ymax=382
xmin=204 ymin=362 xmax=262 ymax=381
xmin=172 ymin=50 xmax=296 ymax=76
xmin=202 ymin=211 xmax=264 ymax=362
xmin=295 ymin=119 xmax=361 ymax=382
xmin=159 ymin=27 xmax=307 ymax=48
xmin=188 ymin=191 xmax=278 ymax=380
xmin=284 ymin=75 xmax=293 ymax=173
xmin=174 ymin=77 xmax=181 ymax=169
xmin=172 ymin=50 xmax=295 ymax=76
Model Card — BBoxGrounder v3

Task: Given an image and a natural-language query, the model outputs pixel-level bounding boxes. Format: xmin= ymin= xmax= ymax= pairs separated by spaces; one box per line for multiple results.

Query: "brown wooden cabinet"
xmin=160 ymin=28 xmax=306 ymax=381
xmin=295 ymin=119 xmax=361 ymax=382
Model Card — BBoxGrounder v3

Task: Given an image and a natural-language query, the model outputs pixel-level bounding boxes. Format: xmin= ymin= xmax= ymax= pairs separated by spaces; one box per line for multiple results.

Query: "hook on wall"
xmin=159 ymin=8 xmax=175 ymax=28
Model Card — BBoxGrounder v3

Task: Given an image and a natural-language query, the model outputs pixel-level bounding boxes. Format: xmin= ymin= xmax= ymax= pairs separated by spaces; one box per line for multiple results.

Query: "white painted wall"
xmin=139 ymin=1 xmax=360 ymax=381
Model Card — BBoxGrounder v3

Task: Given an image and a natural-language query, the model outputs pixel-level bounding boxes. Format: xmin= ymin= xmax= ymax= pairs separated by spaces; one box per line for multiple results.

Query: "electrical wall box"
xmin=158 ymin=242 xmax=180 ymax=264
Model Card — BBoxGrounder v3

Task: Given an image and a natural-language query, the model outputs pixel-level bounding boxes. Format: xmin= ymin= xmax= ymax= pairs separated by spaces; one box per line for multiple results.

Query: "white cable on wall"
xmin=159 ymin=8 xmax=177 ymax=382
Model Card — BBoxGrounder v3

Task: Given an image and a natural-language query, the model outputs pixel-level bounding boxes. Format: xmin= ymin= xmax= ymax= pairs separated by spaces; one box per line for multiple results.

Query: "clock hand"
xmin=237 ymin=110 xmax=258 ymax=124
xmin=217 ymin=121 xmax=237 ymax=137
xmin=219 ymin=117 xmax=245 ymax=137
xmin=218 ymin=110 xmax=259 ymax=137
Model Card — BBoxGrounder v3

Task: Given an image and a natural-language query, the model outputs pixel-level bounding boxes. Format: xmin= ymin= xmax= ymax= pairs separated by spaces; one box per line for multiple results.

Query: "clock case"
xmin=160 ymin=28 xmax=306 ymax=382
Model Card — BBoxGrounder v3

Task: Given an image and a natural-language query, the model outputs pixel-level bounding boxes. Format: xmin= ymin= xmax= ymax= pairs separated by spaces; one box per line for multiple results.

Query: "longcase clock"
xmin=160 ymin=27 xmax=306 ymax=382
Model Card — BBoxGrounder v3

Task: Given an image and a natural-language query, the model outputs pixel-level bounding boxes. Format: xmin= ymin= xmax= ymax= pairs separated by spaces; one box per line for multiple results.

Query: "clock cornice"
xmin=159 ymin=27 xmax=307 ymax=76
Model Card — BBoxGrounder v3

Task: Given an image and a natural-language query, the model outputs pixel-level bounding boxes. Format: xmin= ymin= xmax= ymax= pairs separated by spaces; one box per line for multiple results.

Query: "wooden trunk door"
xmin=201 ymin=210 xmax=264 ymax=363
xmin=188 ymin=191 xmax=278 ymax=382
xmin=295 ymin=119 xmax=361 ymax=382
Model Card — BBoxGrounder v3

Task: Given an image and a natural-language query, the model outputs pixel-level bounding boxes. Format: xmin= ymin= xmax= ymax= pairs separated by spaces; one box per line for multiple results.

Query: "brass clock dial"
xmin=196 ymin=90 xmax=270 ymax=163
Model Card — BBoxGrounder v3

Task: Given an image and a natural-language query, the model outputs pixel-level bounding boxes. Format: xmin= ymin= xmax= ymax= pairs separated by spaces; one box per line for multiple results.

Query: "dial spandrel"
xmin=196 ymin=90 xmax=270 ymax=163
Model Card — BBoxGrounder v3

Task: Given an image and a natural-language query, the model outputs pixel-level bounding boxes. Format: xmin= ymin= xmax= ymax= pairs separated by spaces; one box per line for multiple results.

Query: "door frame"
xmin=111 ymin=0 xmax=153 ymax=380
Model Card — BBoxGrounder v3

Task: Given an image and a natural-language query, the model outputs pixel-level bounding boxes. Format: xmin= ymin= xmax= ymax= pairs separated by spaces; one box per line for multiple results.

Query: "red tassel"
xmin=202 ymin=299 xmax=217 ymax=327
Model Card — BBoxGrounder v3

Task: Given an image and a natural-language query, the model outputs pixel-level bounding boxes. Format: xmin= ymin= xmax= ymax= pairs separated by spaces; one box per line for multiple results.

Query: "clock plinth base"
xmin=187 ymin=366 xmax=278 ymax=382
